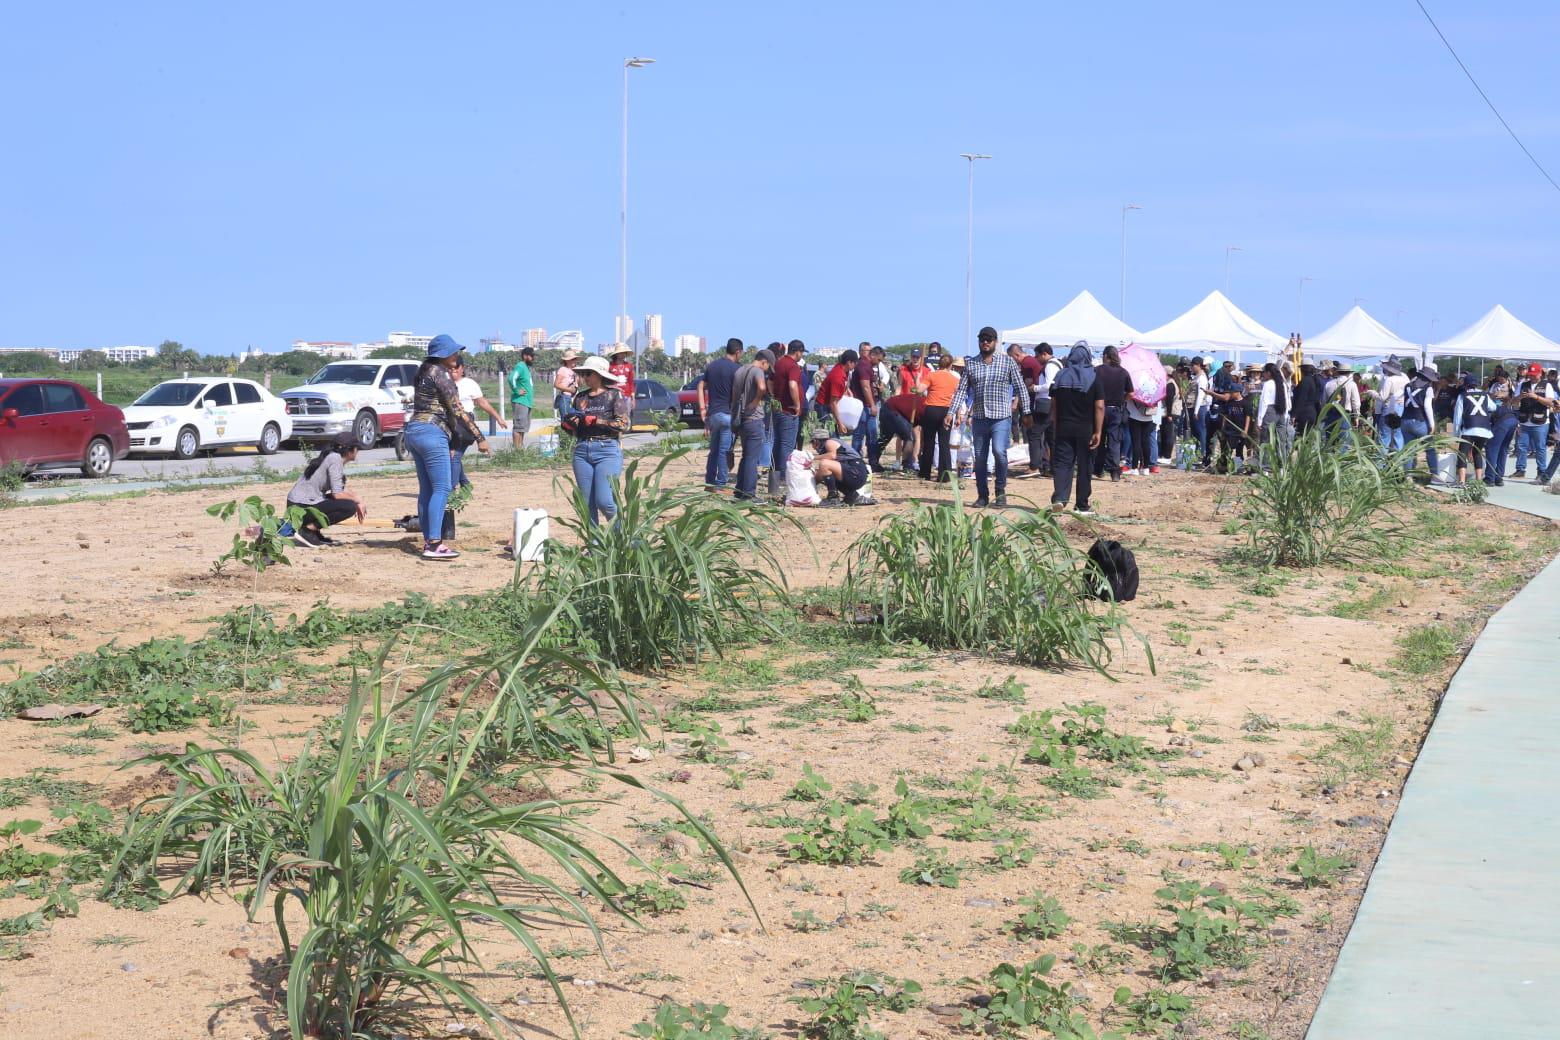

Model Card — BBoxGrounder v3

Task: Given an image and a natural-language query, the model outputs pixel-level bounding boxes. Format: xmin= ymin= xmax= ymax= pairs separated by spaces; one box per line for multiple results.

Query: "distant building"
xmin=813 ymin=346 xmax=847 ymax=360
xmin=545 ymin=330 xmax=584 ymax=352
xmin=521 ymin=328 xmax=546 ymax=349
xmin=479 ymin=338 xmax=520 ymax=354
xmin=672 ymin=334 xmax=702 ymax=358
xmin=644 ymin=313 xmax=664 ymax=352
xmin=293 ymin=340 xmax=366 ymax=359
xmin=387 ymin=331 xmax=433 ymax=352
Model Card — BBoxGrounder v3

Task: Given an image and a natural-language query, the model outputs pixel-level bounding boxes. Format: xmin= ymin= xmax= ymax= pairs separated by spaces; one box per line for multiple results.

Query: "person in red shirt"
xmin=816 ymin=349 xmax=859 ymax=432
xmin=767 ymin=340 xmax=807 ymax=493
xmin=878 ymin=391 xmax=923 ymax=473
xmin=899 ymin=347 xmax=931 ymax=396
xmin=608 ymin=345 xmax=636 ymax=401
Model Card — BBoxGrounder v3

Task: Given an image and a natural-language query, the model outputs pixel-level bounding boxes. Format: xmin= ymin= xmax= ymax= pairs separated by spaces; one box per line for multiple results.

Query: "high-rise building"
xmin=387 ymin=331 xmax=433 ymax=352
xmin=672 ymin=334 xmax=701 ymax=358
xmin=644 ymin=313 xmax=664 ymax=352
xmin=521 ymin=328 xmax=546 ymax=349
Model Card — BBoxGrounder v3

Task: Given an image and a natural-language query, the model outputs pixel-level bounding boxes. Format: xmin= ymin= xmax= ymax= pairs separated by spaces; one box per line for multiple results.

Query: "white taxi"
xmin=122 ymin=377 xmax=293 ymax=458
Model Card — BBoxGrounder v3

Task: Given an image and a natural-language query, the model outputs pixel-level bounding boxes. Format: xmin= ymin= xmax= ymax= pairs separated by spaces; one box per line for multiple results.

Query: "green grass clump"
xmin=1392 ymin=622 xmax=1465 ymax=675
xmin=845 ymin=499 xmax=1145 ymax=672
xmin=525 ymin=454 xmax=799 ymax=672
xmin=105 ymin=601 xmax=750 ymax=1039
xmin=1236 ymin=415 xmax=1428 ymax=567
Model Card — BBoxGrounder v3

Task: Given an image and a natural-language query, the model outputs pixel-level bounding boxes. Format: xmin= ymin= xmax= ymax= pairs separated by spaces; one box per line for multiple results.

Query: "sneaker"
xmin=422 ymin=543 xmax=459 ymax=560
xmin=847 ymin=492 xmax=877 ymax=506
xmin=1073 ymin=505 xmax=1095 ymax=516
xmin=316 ymin=533 xmax=340 ymax=547
xmin=292 ymin=528 xmax=323 ymax=549
xmin=971 ymin=497 xmax=990 ymax=509
xmin=1049 ymin=500 xmax=1067 ymax=512
xmin=1148 ymin=466 xmax=1160 ymax=474
xmin=993 ymin=493 xmax=1008 ymax=508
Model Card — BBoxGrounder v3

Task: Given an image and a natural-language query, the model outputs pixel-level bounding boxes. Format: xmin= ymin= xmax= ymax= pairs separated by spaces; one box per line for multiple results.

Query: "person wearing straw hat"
xmin=553 ymin=348 xmax=581 ymax=416
xmin=608 ymin=344 xmax=636 ymax=400
xmin=406 ymin=334 xmax=489 ymax=560
xmin=561 ymin=355 xmax=633 ymax=525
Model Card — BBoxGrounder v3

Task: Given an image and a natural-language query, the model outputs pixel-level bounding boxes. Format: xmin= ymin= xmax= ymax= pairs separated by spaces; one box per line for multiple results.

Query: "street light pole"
xmin=960 ymin=153 xmax=992 ymax=352
xmin=1224 ymin=245 xmax=1243 ymax=296
xmin=1120 ymin=203 xmax=1141 ymax=321
xmin=621 ymin=56 xmax=655 ymax=366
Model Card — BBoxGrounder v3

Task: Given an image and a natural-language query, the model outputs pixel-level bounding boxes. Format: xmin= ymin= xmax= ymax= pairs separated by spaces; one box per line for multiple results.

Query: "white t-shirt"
xmin=1193 ymin=371 xmax=1212 ymax=410
xmin=1380 ymin=372 xmax=1409 ymax=414
xmin=456 ymin=376 xmax=483 ymax=416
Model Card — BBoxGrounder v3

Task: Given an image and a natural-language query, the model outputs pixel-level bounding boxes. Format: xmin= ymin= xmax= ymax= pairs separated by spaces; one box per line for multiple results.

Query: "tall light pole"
xmin=1224 ymin=246 xmax=1243 ymax=296
xmin=1298 ymin=276 xmax=1313 ymax=334
xmin=959 ymin=154 xmax=992 ymax=352
xmin=621 ymin=56 xmax=655 ymax=364
xmin=1120 ymin=203 xmax=1141 ymax=321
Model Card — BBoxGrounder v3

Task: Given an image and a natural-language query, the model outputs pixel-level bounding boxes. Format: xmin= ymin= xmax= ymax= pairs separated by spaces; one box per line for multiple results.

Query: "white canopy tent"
xmin=1302 ymin=306 xmax=1422 ymax=363
xmin=1133 ymin=290 xmax=1285 ymax=365
xmin=1000 ymin=290 xmax=1141 ymax=346
xmin=1428 ymin=305 xmax=1560 ymax=363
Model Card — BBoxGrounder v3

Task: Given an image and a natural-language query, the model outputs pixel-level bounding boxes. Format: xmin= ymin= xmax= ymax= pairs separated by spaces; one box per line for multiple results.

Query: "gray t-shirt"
xmin=288 ymin=453 xmax=345 ymax=506
xmin=732 ymin=364 xmax=769 ymax=422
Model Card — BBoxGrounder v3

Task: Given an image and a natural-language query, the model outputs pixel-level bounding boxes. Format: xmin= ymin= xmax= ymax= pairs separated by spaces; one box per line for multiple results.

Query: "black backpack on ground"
xmin=1086 ymin=539 xmax=1139 ymax=603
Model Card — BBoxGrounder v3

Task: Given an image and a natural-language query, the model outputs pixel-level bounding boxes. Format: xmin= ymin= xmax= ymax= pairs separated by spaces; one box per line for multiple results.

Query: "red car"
xmin=0 ymin=378 xmax=131 ymax=478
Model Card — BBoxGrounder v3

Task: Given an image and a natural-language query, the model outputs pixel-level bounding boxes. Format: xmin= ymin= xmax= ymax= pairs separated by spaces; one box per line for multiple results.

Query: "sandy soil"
xmin=0 ymin=452 xmax=1555 ymax=1039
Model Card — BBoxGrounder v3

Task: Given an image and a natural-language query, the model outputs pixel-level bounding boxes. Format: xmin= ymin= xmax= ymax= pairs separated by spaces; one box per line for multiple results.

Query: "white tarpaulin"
xmin=1134 ymin=290 xmax=1285 ymax=363
xmin=1428 ymin=305 xmax=1560 ymax=363
xmin=1303 ymin=306 xmax=1422 ymax=362
xmin=1000 ymin=290 xmax=1141 ymax=346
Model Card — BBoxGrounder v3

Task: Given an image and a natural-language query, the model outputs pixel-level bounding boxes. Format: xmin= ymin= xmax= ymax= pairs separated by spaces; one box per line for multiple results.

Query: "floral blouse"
xmin=411 ymin=362 xmax=486 ymax=444
xmin=571 ymin=387 xmax=632 ymax=439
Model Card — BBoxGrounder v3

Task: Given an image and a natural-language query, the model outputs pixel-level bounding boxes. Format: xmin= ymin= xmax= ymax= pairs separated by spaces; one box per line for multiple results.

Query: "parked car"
xmin=280 ymin=360 xmax=418 ymax=448
xmin=0 ymin=378 xmax=130 ymax=477
xmin=677 ymin=377 xmax=705 ymax=429
xmin=633 ymin=379 xmax=679 ymax=428
xmin=121 ymin=377 xmax=292 ymax=459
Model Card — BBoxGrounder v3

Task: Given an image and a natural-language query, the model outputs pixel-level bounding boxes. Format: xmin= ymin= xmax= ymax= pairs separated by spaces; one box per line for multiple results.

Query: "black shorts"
xmin=838 ymin=458 xmax=869 ymax=494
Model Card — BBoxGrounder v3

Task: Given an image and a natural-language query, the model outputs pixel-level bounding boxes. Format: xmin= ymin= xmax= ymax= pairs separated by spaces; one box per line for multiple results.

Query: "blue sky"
xmin=2 ymin=1 xmax=1558 ymax=355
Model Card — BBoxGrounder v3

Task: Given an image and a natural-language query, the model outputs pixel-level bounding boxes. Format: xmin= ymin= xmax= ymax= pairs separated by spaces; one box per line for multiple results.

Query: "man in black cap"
xmin=946 ymin=326 xmax=1030 ymax=508
xmin=507 ymin=346 xmax=536 ymax=449
xmin=732 ymin=348 xmax=774 ymax=501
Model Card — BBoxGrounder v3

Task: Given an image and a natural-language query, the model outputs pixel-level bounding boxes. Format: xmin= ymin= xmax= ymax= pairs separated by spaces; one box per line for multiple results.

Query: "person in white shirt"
xmin=1256 ymin=362 xmax=1293 ymax=465
xmin=450 ymin=359 xmax=509 ymax=488
xmin=1323 ymin=361 xmax=1361 ymax=434
xmin=1377 ymin=359 xmax=1410 ymax=451
xmin=1189 ymin=357 xmax=1214 ymax=465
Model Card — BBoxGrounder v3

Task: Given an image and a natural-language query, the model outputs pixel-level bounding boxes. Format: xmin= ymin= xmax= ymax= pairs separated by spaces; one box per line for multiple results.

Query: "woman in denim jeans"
xmin=562 ymin=356 xmax=632 ymax=525
xmin=405 ymin=334 xmax=489 ymax=560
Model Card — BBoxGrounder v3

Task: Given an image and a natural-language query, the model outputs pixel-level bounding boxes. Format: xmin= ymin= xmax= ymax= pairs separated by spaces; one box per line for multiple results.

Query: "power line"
xmin=1414 ymin=0 xmax=1560 ymax=195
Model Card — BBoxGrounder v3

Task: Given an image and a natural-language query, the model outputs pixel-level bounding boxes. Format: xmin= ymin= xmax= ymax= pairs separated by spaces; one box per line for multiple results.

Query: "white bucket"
xmin=1435 ymin=451 xmax=1457 ymax=484
xmin=512 ymin=508 xmax=548 ymax=562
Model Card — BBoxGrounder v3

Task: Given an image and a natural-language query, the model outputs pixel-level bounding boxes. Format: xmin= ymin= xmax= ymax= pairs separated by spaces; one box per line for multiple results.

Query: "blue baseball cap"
xmin=427 ymin=333 xmax=465 ymax=359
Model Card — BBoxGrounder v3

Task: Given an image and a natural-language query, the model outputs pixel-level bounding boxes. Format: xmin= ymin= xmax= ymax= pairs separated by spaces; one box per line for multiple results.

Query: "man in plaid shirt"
xmin=947 ymin=326 xmax=1032 ymax=507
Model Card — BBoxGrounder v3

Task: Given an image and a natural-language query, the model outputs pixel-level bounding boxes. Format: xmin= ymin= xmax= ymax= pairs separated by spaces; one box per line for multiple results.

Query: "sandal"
xmin=422 ymin=542 xmax=459 ymax=560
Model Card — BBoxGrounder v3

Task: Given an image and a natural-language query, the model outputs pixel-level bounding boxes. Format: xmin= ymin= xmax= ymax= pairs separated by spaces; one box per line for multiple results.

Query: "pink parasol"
xmin=1119 ymin=342 xmax=1167 ymax=407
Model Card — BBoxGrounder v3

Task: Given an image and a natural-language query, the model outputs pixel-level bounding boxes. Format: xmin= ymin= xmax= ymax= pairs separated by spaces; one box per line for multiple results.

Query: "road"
xmin=13 ymin=430 xmax=675 ymax=501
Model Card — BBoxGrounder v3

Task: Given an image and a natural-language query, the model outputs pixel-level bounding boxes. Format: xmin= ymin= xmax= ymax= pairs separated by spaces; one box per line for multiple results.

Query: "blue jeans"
xmin=971 ymin=416 xmax=1012 ymax=499
xmin=704 ymin=411 xmax=733 ymax=487
xmin=852 ymin=408 xmax=881 ymax=469
xmin=404 ymin=421 xmax=453 ymax=544
xmin=734 ymin=414 xmax=766 ymax=499
xmin=1486 ymin=414 xmax=1518 ymax=482
xmin=450 ymin=445 xmax=470 ymax=489
xmin=1401 ymin=417 xmax=1438 ymax=475
xmin=571 ymin=437 xmax=622 ymax=525
xmin=1514 ymin=425 xmax=1548 ymax=476
xmin=1095 ymin=404 xmax=1125 ymax=476
xmin=770 ymin=411 xmax=800 ymax=494
xmin=1191 ymin=406 xmax=1210 ymax=463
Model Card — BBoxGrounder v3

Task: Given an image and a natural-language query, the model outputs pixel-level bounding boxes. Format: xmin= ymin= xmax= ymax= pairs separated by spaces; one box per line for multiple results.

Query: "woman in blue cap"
xmin=405 ymin=334 xmax=489 ymax=559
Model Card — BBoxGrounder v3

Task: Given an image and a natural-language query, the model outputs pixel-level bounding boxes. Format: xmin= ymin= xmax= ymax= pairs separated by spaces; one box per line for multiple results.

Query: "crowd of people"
xmin=275 ymin=332 xmax=1560 ymax=556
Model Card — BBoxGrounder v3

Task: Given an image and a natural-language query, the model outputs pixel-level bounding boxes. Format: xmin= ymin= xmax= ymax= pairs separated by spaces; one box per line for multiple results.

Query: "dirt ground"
xmin=1 ymin=451 xmax=1555 ymax=1039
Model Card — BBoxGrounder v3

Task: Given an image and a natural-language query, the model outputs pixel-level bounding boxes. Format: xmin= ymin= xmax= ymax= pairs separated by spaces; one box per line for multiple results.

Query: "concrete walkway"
xmin=1307 ymin=482 xmax=1560 ymax=1038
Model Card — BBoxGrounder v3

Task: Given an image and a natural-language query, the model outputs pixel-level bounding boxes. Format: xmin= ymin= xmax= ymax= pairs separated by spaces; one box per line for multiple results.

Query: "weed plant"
xmin=106 ymin=603 xmax=750 ymax=1039
xmin=525 ymin=454 xmax=800 ymax=672
xmin=844 ymin=499 xmax=1143 ymax=672
xmin=1235 ymin=416 xmax=1428 ymax=567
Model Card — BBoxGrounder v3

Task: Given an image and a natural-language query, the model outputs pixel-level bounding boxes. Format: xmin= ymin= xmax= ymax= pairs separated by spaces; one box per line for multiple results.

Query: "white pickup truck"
xmin=280 ymin=360 xmax=420 ymax=448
